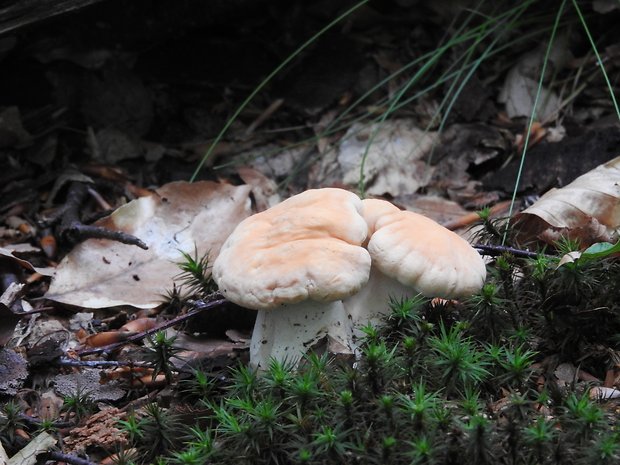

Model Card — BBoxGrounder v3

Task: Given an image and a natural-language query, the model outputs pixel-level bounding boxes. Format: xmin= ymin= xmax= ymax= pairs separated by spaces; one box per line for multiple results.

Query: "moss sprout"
xmin=159 ymin=234 xmax=620 ymax=465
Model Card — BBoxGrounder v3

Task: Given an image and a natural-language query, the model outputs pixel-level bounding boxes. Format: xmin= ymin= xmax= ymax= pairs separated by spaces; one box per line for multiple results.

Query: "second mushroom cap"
xmin=368 ymin=205 xmax=487 ymax=298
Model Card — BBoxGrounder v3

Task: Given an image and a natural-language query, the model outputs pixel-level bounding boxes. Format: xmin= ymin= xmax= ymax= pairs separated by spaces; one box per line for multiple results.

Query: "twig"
xmin=474 ymin=243 xmax=548 ymax=259
xmin=56 ymin=181 xmax=148 ymax=249
xmin=244 ymin=98 xmax=284 ymax=137
xmin=57 ymin=358 xmax=151 ymax=368
xmin=47 ymin=451 xmax=98 ymax=465
xmin=64 ymin=222 xmax=148 ymax=249
xmin=77 ymin=297 xmax=227 ymax=356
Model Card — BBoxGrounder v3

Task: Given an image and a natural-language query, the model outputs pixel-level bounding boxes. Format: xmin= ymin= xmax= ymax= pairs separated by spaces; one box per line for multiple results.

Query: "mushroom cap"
xmin=213 ymin=188 xmax=371 ymax=310
xmin=368 ymin=210 xmax=486 ymax=298
xmin=360 ymin=198 xmax=401 ymax=246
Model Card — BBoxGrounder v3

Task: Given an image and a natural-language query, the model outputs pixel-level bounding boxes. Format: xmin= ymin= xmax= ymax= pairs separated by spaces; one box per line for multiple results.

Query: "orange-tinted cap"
xmin=213 ymin=188 xmax=371 ymax=309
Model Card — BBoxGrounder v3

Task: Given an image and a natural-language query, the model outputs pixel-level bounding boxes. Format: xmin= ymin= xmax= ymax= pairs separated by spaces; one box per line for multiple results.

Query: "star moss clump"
xmin=122 ymin=239 xmax=620 ymax=465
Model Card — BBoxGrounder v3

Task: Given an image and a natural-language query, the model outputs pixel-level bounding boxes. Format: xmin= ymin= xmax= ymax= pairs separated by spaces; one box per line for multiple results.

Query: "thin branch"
xmin=54 ymin=181 xmax=148 ymax=249
xmin=47 ymin=451 xmax=98 ymax=465
xmin=77 ymin=297 xmax=227 ymax=356
xmin=58 ymin=358 xmax=152 ymax=368
xmin=474 ymin=243 xmax=548 ymax=259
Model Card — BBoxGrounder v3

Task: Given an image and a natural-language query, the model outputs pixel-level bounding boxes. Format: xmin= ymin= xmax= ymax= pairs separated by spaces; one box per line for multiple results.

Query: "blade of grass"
xmin=357 ymin=0 xmax=536 ymax=197
xmin=356 ymin=45 xmax=448 ymax=198
xmin=189 ymin=0 xmax=370 ymax=182
xmin=214 ymin=22 xmax=561 ymax=184
xmin=214 ymin=11 xmax=567 ymax=191
xmin=338 ymin=11 xmax=477 ymax=116
xmin=502 ymin=0 xmax=567 ymax=245
xmin=425 ymin=1 xmax=541 ymax=167
xmin=571 ymin=0 xmax=620 ymax=122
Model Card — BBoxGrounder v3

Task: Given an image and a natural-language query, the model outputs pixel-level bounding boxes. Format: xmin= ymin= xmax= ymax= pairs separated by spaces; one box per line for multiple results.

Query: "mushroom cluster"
xmin=345 ymin=198 xmax=488 ymax=329
xmin=212 ymin=188 xmax=486 ymax=369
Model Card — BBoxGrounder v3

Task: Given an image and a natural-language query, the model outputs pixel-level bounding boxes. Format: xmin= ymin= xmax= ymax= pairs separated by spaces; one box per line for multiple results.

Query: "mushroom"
xmin=212 ymin=188 xmax=371 ymax=369
xmin=344 ymin=198 xmax=487 ymax=329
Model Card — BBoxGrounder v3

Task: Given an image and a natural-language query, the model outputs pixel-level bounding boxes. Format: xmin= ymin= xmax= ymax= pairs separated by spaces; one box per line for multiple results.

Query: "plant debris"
xmin=45 ymin=181 xmax=252 ymax=309
xmin=1 ymin=1 xmax=620 ymax=464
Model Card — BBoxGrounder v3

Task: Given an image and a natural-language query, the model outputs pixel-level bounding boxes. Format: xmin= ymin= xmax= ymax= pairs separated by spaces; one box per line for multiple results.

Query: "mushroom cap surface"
xmin=368 ymin=210 xmax=486 ymax=298
xmin=360 ymin=198 xmax=401 ymax=246
xmin=213 ymin=188 xmax=371 ymax=310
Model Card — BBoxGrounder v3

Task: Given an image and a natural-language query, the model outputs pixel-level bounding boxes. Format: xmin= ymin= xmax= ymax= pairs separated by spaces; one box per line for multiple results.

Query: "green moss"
xmin=160 ymin=237 xmax=620 ymax=464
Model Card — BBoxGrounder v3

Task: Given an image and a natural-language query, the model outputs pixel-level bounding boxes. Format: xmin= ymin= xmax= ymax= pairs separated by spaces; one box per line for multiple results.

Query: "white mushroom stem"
xmin=343 ymin=266 xmax=416 ymax=337
xmin=250 ymin=300 xmax=355 ymax=370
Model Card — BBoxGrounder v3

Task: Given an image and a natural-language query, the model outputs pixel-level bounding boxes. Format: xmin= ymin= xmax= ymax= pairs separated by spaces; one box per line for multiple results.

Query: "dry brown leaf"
xmin=0 ymin=246 xmax=55 ymax=276
xmin=0 ymin=349 xmax=27 ymax=396
xmin=589 ymin=386 xmax=620 ymax=401
xmin=45 ymin=181 xmax=252 ymax=309
xmin=119 ymin=317 xmax=158 ymax=332
xmin=236 ymin=166 xmax=281 ymax=210
xmin=498 ymin=36 xmax=570 ymax=121
xmin=85 ymin=331 xmax=135 ymax=347
xmin=53 ymin=368 xmax=125 ymax=402
xmin=8 ymin=432 xmax=56 ymax=465
xmin=398 ymin=195 xmax=470 ymax=225
xmin=341 ymin=120 xmax=437 ymax=197
xmin=316 ymin=119 xmax=437 ymax=196
xmin=513 ymin=156 xmax=620 ymax=245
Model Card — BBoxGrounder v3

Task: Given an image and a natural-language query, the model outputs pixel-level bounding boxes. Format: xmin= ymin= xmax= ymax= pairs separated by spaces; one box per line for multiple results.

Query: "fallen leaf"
xmin=0 ymin=106 xmax=32 ymax=149
xmin=593 ymin=0 xmax=620 ymax=14
xmin=397 ymin=195 xmax=470 ymax=225
xmin=236 ymin=166 xmax=281 ymax=210
xmin=86 ymin=331 xmax=135 ymax=347
xmin=0 ymin=349 xmax=28 ymax=396
xmin=36 ymin=390 xmax=63 ymax=421
xmin=244 ymin=143 xmax=307 ymax=180
xmin=499 ymin=68 xmax=560 ymax=121
xmin=320 ymin=119 xmax=437 ymax=196
xmin=0 ymin=246 xmax=55 ymax=276
xmin=45 ymin=181 xmax=252 ymax=309
xmin=119 ymin=317 xmax=157 ymax=332
xmin=589 ymin=386 xmax=620 ymax=401
xmin=53 ymin=369 xmax=126 ymax=402
xmin=0 ymin=282 xmax=23 ymax=309
xmin=0 ymin=441 xmax=8 ymax=464
xmin=513 ymin=156 xmax=620 ymax=246
xmin=498 ymin=36 xmax=570 ymax=121
xmin=91 ymin=127 xmax=143 ymax=163
xmin=554 ymin=362 xmax=577 ymax=386
xmin=8 ymin=431 xmax=56 ymax=465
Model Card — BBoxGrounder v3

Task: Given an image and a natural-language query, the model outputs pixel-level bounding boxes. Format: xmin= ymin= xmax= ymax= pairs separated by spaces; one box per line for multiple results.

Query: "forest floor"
xmin=1 ymin=1 xmax=619 ymax=464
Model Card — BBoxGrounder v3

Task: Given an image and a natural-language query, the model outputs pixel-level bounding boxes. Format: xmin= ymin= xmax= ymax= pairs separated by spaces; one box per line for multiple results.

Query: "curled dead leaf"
xmin=119 ymin=317 xmax=158 ymax=333
xmin=8 ymin=431 xmax=56 ymax=465
xmin=513 ymin=156 xmax=620 ymax=246
xmin=130 ymin=373 xmax=168 ymax=388
xmin=86 ymin=331 xmax=136 ymax=347
xmin=589 ymin=386 xmax=620 ymax=401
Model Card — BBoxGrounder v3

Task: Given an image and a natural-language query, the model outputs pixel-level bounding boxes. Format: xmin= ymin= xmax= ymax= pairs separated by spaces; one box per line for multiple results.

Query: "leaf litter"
xmin=1 ymin=2 xmax=620 ymax=464
xmin=513 ymin=155 xmax=620 ymax=245
xmin=45 ymin=181 xmax=252 ymax=309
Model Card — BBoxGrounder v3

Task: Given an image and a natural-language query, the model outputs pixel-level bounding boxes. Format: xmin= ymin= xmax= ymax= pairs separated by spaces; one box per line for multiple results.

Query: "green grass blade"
xmin=502 ymin=0 xmax=568 ymax=245
xmin=189 ymin=0 xmax=370 ymax=182
xmin=357 ymin=0 xmax=536 ymax=197
xmin=572 ymin=0 xmax=620 ymax=121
